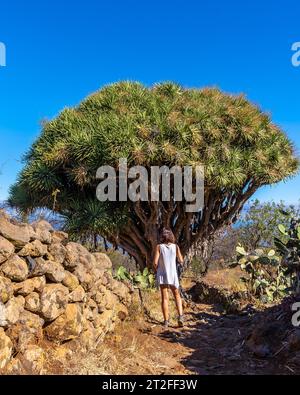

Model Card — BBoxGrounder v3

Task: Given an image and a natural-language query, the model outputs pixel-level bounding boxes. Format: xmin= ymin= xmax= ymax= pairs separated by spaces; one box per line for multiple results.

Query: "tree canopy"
xmin=9 ymin=82 xmax=299 ymax=267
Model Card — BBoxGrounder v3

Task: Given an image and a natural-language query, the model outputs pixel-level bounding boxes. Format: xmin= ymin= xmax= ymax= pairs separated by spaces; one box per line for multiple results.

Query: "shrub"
xmin=115 ymin=266 xmax=156 ymax=290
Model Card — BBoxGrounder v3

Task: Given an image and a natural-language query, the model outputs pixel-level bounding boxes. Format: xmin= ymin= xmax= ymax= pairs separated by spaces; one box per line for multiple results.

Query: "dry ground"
xmin=44 ymin=269 xmax=299 ymax=375
xmin=58 ymin=302 xmax=294 ymax=375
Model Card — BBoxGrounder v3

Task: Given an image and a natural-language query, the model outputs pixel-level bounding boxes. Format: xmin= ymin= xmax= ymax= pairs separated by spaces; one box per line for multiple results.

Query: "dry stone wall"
xmin=0 ymin=210 xmax=132 ymax=373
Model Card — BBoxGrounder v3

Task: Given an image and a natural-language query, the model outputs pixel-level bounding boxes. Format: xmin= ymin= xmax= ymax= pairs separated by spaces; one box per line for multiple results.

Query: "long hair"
xmin=160 ymin=228 xmax=176 ymax=244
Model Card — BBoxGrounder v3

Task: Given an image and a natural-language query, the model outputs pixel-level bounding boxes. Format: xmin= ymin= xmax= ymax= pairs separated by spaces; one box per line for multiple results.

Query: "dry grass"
xmin=137 ymin=289 xmax=181 ymax=325
xmin=203 ymin=267 xmax=247 ymax=292
xmin=63 ymin=345 xmax=121 ymax=375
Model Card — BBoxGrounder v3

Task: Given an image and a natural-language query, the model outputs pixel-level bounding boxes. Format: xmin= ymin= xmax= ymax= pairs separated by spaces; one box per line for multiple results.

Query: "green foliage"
xmin=234 ymin=245 xmax=290 ymax=302
xmin=12 ymin=83 xmax=298 ymax=208
xmin=116 ymin=265 xmax=133 ymax=282
xmin=234 ymin=210 xmax=300 ymax=301
xmin=190 ymin=256 xmax=208 ymax=278
xmin=209 ymin=201 xmax=300 ymax=268
xmin=61 ymin=198 xmax=128 ymax=242
xmin=237 ymin=200 xmax=300 ymax=251
xmin=134 ymin=268 xmax=156 ymax=289
xmin=278 ymin=224 xmax=288 ymax=236
xmin=274 ymin=214 xmax=300 ymax=294
xmin=115 ymin=266 xmax=156 ymax=289
xmin=8 ymin=82 xmax=299 ymax=266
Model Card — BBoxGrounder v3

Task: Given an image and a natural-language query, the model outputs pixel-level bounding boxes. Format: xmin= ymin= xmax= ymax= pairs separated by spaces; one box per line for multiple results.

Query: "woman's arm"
xmin=153 ymin=245 xmax=160 ymax=272
xmin=176 ymin=245 xmax=184 ymax=265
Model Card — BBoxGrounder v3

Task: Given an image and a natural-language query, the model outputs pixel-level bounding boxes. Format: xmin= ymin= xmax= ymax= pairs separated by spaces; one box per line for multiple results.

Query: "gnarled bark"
xmin=113 ymin=180 xmax=260 ymax=269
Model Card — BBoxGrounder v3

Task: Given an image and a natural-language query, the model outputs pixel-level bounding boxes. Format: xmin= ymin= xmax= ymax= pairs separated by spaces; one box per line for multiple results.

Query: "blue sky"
xmin=0 ymin=0 xmax=299 ymax=203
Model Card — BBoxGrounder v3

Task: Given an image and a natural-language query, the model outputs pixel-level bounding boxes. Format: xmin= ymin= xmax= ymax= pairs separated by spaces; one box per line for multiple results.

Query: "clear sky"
xmin=0 ymin=0 xmax=299 ymax=203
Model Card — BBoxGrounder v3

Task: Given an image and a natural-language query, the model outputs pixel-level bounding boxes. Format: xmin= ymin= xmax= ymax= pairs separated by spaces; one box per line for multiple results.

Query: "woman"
xmin=153 ymin=228 xmax=185 ymax=328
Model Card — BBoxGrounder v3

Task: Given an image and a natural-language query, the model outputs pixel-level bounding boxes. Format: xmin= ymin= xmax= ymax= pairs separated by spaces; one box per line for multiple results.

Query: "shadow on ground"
xmin=156 ymin=298 xmax=300 ymax=375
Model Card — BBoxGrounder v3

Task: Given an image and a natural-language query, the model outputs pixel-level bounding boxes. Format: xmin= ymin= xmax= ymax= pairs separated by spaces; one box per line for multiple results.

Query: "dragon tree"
xmin=8 ymin=82 xmax=299 ymax=268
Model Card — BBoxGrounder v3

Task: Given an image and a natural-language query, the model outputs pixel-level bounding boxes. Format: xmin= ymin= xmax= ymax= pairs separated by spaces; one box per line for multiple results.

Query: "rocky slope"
xmin=0 ymin=210 xmax=132 ymax=374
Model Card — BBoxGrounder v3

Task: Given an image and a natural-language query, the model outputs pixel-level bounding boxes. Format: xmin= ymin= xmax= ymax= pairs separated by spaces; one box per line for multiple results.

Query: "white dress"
xmin=156 ymin=243 xmax=180 ymax=289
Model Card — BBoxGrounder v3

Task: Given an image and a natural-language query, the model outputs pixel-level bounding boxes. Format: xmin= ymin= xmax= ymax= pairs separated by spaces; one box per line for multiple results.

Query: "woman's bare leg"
xmin=160 ymin=286 xmax=169 ymax=321
xmin=171 ymin=286 xmax=183 ymax=316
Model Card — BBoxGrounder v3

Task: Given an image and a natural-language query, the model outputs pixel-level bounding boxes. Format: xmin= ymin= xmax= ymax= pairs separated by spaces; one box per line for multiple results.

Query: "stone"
xmin=101 ymin=272 xmax=110 ymax=287
xmin=62 ymin=271 xmax=79 ymax=292
xmin=94 ymin=289 xmax=118 ymax=312
xmin=91 ymin=253 xmax=113 ymax=281
xmin=20 ymin=345 xmax=45 ymax=374
xmin=13 ymin=276 xmax=46 ymax=296
xmin=18 ymin=240 xmax=48 ymax=258
xmin=64 ymin=244 xmax=101 ymax=290
xmin=31 ymin=220 xmax=53 ymax=245
xmin=18 ymin=309 xmax=44 ymax=330
xmin=6 ymin=314 xmax=44 ymax=354
xmin=8 ymin=310 xmax=45 ymax=352
xmin=29 ymin=257 xmax=48 ymax=276
xmin=26 ymin=256 xmax=37 ymax=275
xmin=48 ymin=243 xmax=66 ymax=264
xmin=117 ymin=306 xmax=129 ymax=322
xmin=0 ymin=212 xmax=30 ymax=247
xmin=78 ymin=321 xmax=98 ymax=351
xmin=0 ymin=328 xmax=13 ymax=369
xmin=108 ymin=278 xmax=130 ymax=302
xmin=40 ymin=284 xmax=69 ymax=321
xmin=45 ymin=304 xmax=84 ymax=342
xmin=0 ymin=303 xmax=6 ymax=327
xmin=45 ymin=261 xmax=66 ymax=283
xmin=91 ymin=290 xmax=103 ymax=306
xmin=31 ymin=258 xmax=66 ymax=283
xmin=0 ymin=275 xmax=13 ymax=303
xmin=89 ymin=280 xmax=104 ymax=296
xmin=68 ymin=286 xmax=86 ymax=303
xmin=1 ymin=296 xmax=25 ymax=327
xmin=105 ymin=272 xmax=115 ymax=287
xmin=32 ymin=220 xmax=53 ymax=233
xmin=51 ymin=231 xmax=68 ymax=245
xmin=246 ymin=323 xmax=284 ymax=358
xmin=73 ymin=263 xmax=94 ymax=290
xmin=25 ymin=225 xmax=40 ymax=242
xmin=65 ymin=242 xmax=95 ymax=270
xmin=0 ymin=215 xmax=132 ymax=367
xmin=93 ymin=252 xmax=112 ymax=271
xmin=93 ymin=309 xmax=116 ymax=332
xmin=0 ymin=236 xmax=15 ymax=264
xmin=25 ymin=292 xmax=41 ymax=313
xmin=84 ymin=299 xmax=99 ymax=321
xmin=1 ymin=254 xmax=29 ymax=282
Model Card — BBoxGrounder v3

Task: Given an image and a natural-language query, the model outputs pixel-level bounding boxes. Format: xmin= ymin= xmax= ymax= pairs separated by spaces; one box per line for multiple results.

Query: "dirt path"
xmin=63 ymin=300 xmax=297 ymax=375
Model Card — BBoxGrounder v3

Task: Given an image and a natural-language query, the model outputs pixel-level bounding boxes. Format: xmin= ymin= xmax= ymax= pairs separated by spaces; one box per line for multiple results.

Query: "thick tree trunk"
xmin=113 ymin=180 xmax=259 ymax=269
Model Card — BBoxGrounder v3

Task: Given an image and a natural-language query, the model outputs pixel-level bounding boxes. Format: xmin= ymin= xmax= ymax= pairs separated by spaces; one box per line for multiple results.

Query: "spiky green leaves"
xmin=9 ymin=81 xmax=299 ymax=224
